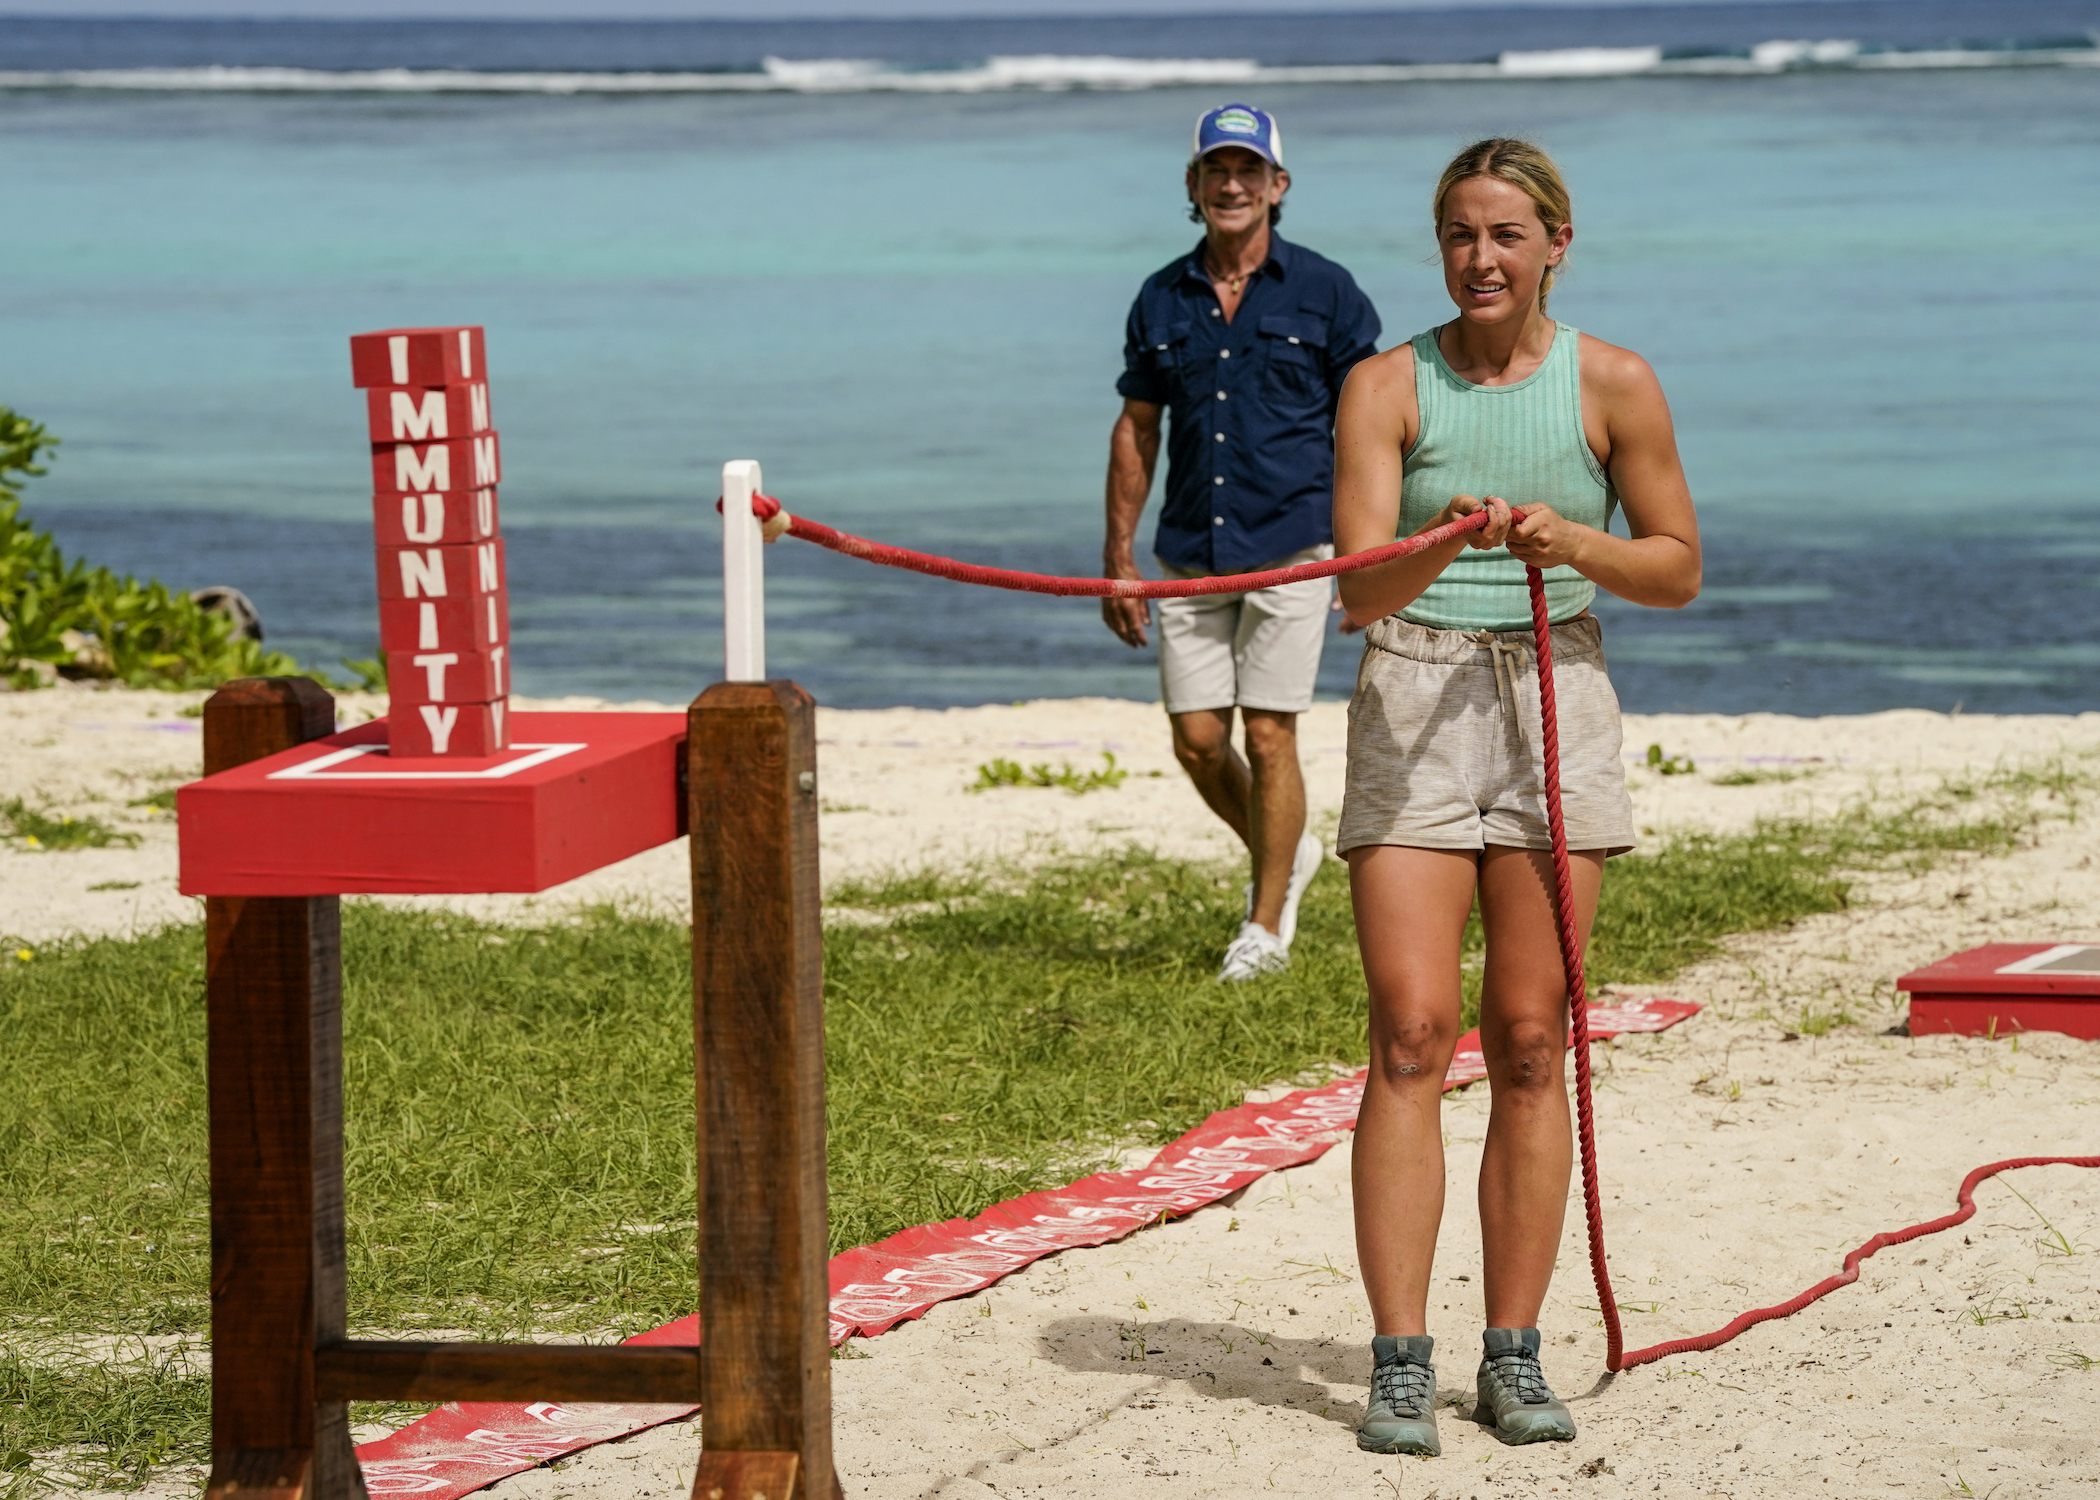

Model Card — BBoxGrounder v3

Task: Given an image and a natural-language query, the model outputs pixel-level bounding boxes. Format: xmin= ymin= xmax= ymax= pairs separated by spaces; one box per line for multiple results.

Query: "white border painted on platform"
xmin=266 ymin=742 xmax=586 ymax=781
xmin=1995 ymin=943 xmax=2100 ymax=974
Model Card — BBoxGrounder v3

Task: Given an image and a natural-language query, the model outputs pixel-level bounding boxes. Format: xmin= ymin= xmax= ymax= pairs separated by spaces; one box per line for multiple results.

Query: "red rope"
xmin=1525 ymin=565 xmax=1626 ymax=1369
xmin=1615 ymin=1153 xmax=2100 ymax=1368
xmin=742 ymin=493 xmax=2100 ymax=1374
xmin=739 ymin=492 xmax=1493 ymax=597
xmin=1523 ymin=564 xmax=2100 ymax=1372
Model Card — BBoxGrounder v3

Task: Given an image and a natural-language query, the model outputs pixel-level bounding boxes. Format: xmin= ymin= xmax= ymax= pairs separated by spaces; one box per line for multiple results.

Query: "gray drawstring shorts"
xmin=1337 ymin=613 xmax=1637 ymax=858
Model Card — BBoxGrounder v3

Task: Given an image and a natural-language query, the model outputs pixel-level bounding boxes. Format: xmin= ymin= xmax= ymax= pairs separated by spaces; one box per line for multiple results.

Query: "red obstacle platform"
xmin=187 ymin=678 xmax=833 ymax=1500
xmin=175 ymin=712 xmax=685 ymax=894
xmin=352 ymin=325 xmax=510 ymax=758
xmin=187 ymin=379 xmax=839 ymax=1498
xmin=1899 ymin=943 xmax=2100 ymax=1039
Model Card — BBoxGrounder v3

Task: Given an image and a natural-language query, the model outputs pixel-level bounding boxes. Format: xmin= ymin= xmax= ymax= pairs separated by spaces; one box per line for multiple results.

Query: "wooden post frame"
xmin=193 ymin=676 xmax=827 ymax=1498
xmin=688 ymin=681 xmax=837 ymax=1500
xmin=202 ymin=678 xmax=366 ymax=1500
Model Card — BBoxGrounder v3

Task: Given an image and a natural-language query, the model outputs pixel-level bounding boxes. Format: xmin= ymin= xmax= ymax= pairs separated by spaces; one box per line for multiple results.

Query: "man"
xmin=1103 ymin=103 xmax=1382 ymax=982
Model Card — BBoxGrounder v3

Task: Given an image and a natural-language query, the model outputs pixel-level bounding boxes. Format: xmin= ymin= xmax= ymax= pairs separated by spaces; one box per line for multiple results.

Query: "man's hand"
xmin=1103 ymin=398 xmax=1163 ymax=649
xmin=1505 ymin=503 xmax=1590 ymax=571
xmin=1103 ymin=587 xmax=1152 ymax=648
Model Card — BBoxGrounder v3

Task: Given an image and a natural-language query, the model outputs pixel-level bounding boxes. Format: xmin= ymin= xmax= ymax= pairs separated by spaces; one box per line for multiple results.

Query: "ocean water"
xmin=3 ymin=3 xmax=2097 ymax=712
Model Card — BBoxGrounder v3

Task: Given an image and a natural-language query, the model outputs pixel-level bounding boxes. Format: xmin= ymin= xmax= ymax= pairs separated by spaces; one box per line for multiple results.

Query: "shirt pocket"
xmin=1141 ymin=319 xmax=1194 ymax=396
xmin=1258 ymin=314 xmax=1331 ymax=405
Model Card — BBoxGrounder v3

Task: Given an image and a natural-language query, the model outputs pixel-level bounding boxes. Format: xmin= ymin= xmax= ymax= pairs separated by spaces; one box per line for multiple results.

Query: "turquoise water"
xmin=5 ymin=63 xmax=2098 ymax=709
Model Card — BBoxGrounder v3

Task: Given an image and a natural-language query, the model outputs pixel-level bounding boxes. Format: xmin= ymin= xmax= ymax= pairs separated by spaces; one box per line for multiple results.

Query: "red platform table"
xmin=178 ymin=711 xmax=686 ymax=895
xmin=1898 ymin=943 xmax=2100 ymax=1040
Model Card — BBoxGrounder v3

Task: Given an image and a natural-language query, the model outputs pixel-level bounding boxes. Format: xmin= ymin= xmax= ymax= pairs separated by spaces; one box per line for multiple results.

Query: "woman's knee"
xmin=1370 ymin=1012 xmax=1456 ymax=1087
xmin=1487 ymin=1018 xmax=1565 ymax=1095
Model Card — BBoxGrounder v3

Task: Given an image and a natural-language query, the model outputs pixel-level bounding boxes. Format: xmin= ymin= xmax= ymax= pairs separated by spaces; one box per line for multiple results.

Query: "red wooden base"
xmin=1898 ymin=943 xmax=2100 ymax=1040
xmin=178 ymin=712 xmax=686 ymax=895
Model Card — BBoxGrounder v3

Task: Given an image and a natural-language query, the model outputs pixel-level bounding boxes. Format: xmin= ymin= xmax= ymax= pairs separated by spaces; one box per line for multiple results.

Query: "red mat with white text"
xmin=352 ymin=996 xmax=1698 ymax=1496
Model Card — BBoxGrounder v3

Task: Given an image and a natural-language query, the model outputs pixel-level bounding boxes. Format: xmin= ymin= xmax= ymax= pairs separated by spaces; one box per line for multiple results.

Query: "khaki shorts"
xmin=1338 ymin=613 xmax=1636 ymax=857
xmin=1156 ymin=545 xmax=1332 ymax=716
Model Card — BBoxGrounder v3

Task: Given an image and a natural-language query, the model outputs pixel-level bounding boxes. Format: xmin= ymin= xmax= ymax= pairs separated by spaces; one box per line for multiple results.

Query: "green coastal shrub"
xmin=1 ymin=407 xmax=317 ymax=691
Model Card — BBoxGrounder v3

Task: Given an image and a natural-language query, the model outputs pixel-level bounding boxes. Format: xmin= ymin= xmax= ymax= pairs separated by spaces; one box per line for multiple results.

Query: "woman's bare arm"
xmin=1333 ymin=344 xmax=1512 ymax=627
xmin=1505 ymin=336 xmax=1700 ymax=608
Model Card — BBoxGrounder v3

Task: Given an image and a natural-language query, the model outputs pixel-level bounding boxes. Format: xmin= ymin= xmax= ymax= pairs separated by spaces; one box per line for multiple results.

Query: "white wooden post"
xmin=721 ymin=459 xmax=765 ymax=683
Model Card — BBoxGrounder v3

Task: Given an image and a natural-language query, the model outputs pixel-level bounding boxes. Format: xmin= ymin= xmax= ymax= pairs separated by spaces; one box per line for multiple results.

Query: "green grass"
xmin=1708 ymin=765 xmax=1817 ymax=786
xmin=0 ymin=799 xmax=139 ymax=852
xmin=968 ymin=752 xmax=1132 ymax=795
xmin=0 ymin=758 xmax=2086 ymax=1487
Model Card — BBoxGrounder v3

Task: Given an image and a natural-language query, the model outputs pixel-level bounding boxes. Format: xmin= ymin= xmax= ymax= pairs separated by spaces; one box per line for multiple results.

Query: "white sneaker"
xmin=1276 ymin=831 xmax=1325 ymax=949
xmin=1219 ymin=920 xmax=1290 ymax=982
xmin=1242 ymin=831 xmax=1328 ymax=951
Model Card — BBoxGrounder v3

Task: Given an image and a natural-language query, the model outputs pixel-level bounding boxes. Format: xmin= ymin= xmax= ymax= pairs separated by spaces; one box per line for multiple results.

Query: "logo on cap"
xmin=1192 ymin=103 xmax=1282 ymax=167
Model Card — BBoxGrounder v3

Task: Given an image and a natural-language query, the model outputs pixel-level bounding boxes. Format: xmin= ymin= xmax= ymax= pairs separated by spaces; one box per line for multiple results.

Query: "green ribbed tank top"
xmin=1399 ymin=322 xmax=1616 ymax=632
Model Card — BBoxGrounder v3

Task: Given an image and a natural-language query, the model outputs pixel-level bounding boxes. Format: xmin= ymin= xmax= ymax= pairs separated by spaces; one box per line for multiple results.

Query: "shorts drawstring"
xmin=1475 ymin=633 xmax=1529 ymax=716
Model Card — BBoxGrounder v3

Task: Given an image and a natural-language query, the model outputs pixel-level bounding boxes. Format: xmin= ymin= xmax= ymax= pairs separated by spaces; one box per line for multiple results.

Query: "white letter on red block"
xmin=382 ymin=595 xmax=507 ymax=654
xmin=470 ymin=383 xmax=490 ymax=431
xmin=477 ymin=541 xmax=500 ymax=591
xmin=472 ymin=436 xmax=497 ymax=487
xmin=399 ymin=549 xmax=447 ymax=599
xmin=419 ymin=704 xmax=459 ymax=754
xmin=395 ymin=444 xmax=450 ymax=492
xmin=412 ymin=652 xmax=458 ymax=699
xmin=352 ymin=327 xmax=486 ymax=388
xmin=403 ymin=493 xmax=443 ymax=544
xmin=388 ymin=697 xmax=508 ymax=757
xmin=391 ymin=390 xmax=447 ymax=441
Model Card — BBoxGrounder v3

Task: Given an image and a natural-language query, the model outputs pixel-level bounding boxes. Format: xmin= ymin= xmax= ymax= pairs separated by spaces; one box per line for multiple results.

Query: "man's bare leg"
xmin=1169 ymin=708 xmax=1307 ymax=934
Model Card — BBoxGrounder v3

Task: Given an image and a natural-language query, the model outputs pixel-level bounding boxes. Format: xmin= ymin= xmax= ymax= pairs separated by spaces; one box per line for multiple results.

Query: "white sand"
xmin=8 ymin=687 xmax=2099 ymax=1497
xmin=6 ymin=685 xmax=2097 ymax=937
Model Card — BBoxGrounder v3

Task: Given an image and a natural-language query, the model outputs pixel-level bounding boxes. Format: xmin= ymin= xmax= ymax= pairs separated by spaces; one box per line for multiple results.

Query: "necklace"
xmin=1208 ymin=258 xmax=1253 ymax=297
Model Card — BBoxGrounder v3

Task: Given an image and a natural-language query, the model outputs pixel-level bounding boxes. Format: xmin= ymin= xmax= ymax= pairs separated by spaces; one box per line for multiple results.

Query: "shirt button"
xmin=1215 ymin=432 xmax=1225 ymax=443
xmin=1216 ymin=391 xmax=1227 ymax=401
xmin=1210 ymin=308 xmax=1220 ymax=317
xmin=1219 ymin=349 xmax=1230 ymax=359
xmin=1214 ymin=516 xmax=1225 ymax=526
xmin=1213 ymin=476 xmax=1224 ymax=486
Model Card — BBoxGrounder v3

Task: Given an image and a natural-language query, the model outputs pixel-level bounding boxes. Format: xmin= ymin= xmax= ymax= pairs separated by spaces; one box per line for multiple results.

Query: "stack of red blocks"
xmin=350 ymin=326 xmax=510 ymax=757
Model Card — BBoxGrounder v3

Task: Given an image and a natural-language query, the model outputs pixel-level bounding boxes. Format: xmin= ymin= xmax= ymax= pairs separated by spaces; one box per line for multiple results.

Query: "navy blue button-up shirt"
xmin=1117 ymin=233 xmax=1381 ymax=574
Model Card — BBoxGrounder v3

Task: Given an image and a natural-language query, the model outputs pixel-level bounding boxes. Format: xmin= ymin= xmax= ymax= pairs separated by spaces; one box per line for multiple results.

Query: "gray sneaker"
xmin=1472 ymin=1327 xmax=1576 ymax=1444
xmin=1358 ymin=1334 xmax=1441 ymax=1456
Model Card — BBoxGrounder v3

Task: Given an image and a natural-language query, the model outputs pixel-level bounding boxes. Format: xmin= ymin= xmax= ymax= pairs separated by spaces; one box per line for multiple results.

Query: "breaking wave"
xmin=1 ymin=40 xmax=2095 ymax=94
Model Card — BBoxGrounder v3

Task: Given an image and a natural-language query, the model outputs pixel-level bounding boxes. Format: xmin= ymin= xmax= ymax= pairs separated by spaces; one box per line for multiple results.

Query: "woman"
xmin=1331 ymin=138 xmax=1700 ymax=1455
